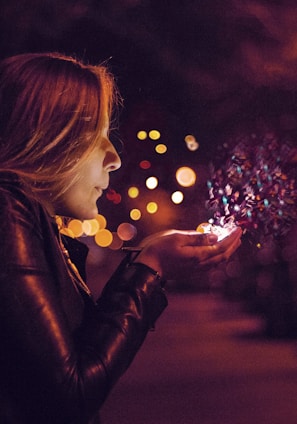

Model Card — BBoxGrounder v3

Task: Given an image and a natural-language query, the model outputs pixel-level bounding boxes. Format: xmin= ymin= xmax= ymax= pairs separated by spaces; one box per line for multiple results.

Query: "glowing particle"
xmin=146 ymin=176 xmax=158 ymax=190
xmin=176 ymin=166 xmax=196 ymax=187
xmin=137 ymin=130 xmax=147 ymax=140
xmin=139 ymin=160 xmax=151 ymax=169
xmin=94 ymin=229 xmax=113 ymax=247
xmin=171 ymin=191 xmax=184 ymax=204
xmin=108 ymin=233 xmax=124 ymax=250
xmin=184 ymin=134 xmax=199 ymax=151
xmin=130 ymin=208 xmax=142 ymax=221
xmin=82 ymin=219 xmax=99 ymax=236
xmin=68 ymin=219 xmax=84 ymax=237
xmin=146 ymin=202 xmax=158 ymax=214
xmin=95 ymin=214 xmax=107 ymax=229
xmin=149 ymin=130 xmax=161 ymax=140
xmin=128 ymin=186 xmax=139 ymax=198
xmin=155 ymin=143 xmax=167 ymax=154
xmin=117 ymin=222 xmax=137 ymax=241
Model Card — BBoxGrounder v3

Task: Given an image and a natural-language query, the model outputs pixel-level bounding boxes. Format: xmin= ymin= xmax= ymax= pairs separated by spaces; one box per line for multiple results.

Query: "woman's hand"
xmin=134 ymin=228 xmax=242 ymax=280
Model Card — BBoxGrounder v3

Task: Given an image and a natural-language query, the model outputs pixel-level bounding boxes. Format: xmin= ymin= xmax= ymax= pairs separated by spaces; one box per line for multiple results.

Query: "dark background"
xmin=2 ymin=0 xmax=297 ymax=236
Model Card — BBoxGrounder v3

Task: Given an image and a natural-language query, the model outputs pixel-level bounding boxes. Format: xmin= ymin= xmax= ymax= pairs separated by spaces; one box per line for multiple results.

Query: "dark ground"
xmin=100 ymin=292 xmax=297 ymax=424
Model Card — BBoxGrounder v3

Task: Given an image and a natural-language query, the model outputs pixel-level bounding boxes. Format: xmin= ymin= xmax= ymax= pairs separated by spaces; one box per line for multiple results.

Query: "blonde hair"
xmin=0 ymin=52 xmax=118 ymax=200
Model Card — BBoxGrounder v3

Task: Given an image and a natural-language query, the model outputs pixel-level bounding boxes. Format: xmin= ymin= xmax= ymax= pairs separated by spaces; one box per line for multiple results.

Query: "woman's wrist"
xmin=122 ymin=246 xmax=163 ymax=278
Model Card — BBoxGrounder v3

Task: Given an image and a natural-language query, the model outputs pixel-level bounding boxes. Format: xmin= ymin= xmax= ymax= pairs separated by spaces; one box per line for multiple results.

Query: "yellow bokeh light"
xmin=155 ymin=143 xmax=167 ymax=154
xmin=176 ymin=166 xmax=196 ymax=187
xmin=82 ymin=219 xmax=99 ymax=236
xmin=146 ymin=176 xmax=158 ymax=190
xmin=128 ymin=186 xmax=139 ymax=199
xmin=149 ymin=130 xmax=161 ymax=140
xmin=146 ymin=202 xmax=158 ymax=214
xmin=137 ymin=130 xmax=147 ymax=140
xmin=95 ymin=214 xmax=107 ymax=229
xmin=67 ymin=219 xmax=84 ymax=237
xmin=171 ymin=191 xmax=184 ymax=204
xmin=130 ymin=208 xmax=142 ymax=221
xmin=94 ymin=229 xmax=113 ymax=247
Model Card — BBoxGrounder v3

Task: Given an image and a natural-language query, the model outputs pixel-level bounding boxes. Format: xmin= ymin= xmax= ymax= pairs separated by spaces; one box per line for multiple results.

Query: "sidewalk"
xmin=100 ymin=292 xmax=297 ymax=424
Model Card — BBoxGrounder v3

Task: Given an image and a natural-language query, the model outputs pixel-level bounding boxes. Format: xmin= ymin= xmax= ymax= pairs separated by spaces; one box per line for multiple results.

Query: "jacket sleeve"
xmin=0 ymin=186 xmax=168 ymax=424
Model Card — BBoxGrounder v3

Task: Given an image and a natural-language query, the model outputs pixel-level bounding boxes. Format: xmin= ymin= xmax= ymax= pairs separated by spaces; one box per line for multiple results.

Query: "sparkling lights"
xmin=206 ymin=131 xmax=297 ymax=244
xmin=58 ymin=126 xmax=203 ymax=249
xmin=57 ymin=214 xmax=137 ymax=250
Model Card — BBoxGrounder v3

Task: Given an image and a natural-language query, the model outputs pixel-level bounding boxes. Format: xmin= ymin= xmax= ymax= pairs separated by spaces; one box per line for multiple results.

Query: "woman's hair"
xmin=0 ymin=52 xmax=119 ymax=200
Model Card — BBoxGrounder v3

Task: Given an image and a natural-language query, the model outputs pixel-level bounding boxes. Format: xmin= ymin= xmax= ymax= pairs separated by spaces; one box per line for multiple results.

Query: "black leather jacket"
xmin=0 ymin=172 xmax=167 ymax=424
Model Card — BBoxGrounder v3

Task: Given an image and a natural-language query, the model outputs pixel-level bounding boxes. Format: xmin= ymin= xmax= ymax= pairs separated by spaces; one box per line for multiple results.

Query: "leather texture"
xmin=0 ymin=172 xmax=168 ymax=424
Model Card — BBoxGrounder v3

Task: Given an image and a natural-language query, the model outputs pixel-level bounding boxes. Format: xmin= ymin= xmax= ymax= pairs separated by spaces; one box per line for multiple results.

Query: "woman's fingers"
xmin=178 ymin=227 xmax=242 ymax=266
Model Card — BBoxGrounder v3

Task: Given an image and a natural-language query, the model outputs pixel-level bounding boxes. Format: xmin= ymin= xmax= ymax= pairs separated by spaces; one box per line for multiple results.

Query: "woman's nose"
xmin=104 ymin=140 xmax=121 ymax=172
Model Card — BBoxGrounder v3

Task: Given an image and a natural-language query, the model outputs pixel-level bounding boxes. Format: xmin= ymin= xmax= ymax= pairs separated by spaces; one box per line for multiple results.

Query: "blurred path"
xmin=101 ymin=292 xmax=297 ymax=424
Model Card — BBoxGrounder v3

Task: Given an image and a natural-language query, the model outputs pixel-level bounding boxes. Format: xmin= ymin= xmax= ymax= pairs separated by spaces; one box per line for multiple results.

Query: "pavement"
xmin=100 ymin=292 xmax=297 ymax=424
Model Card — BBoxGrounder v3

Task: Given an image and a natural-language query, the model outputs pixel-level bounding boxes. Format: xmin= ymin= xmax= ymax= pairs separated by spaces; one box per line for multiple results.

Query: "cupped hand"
xmin=134 ymin=228 xmax=242 ymax=280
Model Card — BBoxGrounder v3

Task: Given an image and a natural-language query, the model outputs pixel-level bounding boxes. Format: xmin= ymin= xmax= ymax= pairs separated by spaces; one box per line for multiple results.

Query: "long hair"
xmin=0 ymin=52 xmax=119 ymax=200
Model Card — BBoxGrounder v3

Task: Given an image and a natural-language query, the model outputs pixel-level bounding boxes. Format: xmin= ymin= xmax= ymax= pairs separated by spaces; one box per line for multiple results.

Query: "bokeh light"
xmin=137 ymin=130 xmax=147 ymax=140
xmin=95 ymin=214 xmax=107 ymax=229
xmin=139 ymin=160 xmax=151 ymax=169
xmin=128 ymin=186 xmax=139 ymax=198
xmin=149 ymin=130 xmax=161 ymax=140
xmin=176 ymin=166 xmax=197 ymax=187
xmin=146 ymin=202 xmax=158 ymax=214
xmin=130 ymin=208 xmax=142 ymax=220
xmin=184 ymin=134 xmax=199 ymax=151
xmin=171 ymin=191 xmax=184 ymax=204
xmin=146 ymin=176 xmax=158 ymax=190
xmin=117 ymin=222 xmax=137 ymax=241
xmin=155 ymin=143 xmax=167 ymax=154
xmin=82 ymin=219 xmax=99 ymax=236
xmin=94 ymin=229 xmax=113 ymax=247
xmin=108 ymin=232 xmax=124 ymax=250
xmin=68 ymin=219 xmax=84 ymax=237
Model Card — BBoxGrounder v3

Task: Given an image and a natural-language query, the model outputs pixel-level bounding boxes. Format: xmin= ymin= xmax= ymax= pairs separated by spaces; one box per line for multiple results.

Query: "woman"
xmin=0 ymin=52 xmax=242 ymax=424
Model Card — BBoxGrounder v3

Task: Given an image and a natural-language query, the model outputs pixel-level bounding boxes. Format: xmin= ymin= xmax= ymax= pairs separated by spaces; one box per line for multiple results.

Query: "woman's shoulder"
xmin=0 ymin=170 xmax=43 ymax=222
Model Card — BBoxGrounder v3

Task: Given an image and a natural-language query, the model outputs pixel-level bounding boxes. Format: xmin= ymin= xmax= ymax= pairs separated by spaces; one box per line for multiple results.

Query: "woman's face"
xmin=53 ymin=130 xmax=121 ymax=220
